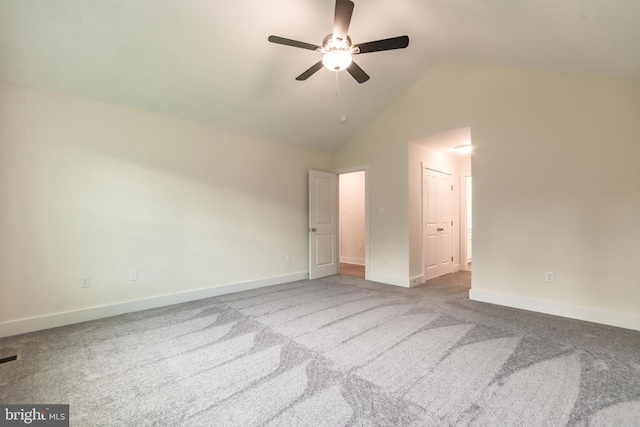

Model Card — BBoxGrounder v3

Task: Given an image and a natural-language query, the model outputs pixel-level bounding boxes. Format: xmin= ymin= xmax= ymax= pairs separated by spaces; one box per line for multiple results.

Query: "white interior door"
xmin=423 ymin=168 xmax=453 ymax=280
xmin=309 ymin=170 xmax=338 ymax=279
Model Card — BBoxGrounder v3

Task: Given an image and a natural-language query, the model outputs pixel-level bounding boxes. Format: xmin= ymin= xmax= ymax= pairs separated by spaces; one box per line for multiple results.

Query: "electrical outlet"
xmin=129 ymin=269 xmax=138 ymax=281
xmin=545 ymin=271 xmax=554 ymax=282
xmin=286 ymin=254 xmax=292 ymax=262
xmin=80 ymin=276 xmax=90 ymax=288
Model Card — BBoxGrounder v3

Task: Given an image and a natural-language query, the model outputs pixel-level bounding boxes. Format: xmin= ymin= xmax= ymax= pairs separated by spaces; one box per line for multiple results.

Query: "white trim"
xmin=469 ymin=288 xmax=640 ymax=332
xmin=0 ymin=272 xmax=308 ymax=338
xmin=460 ymin=174 xmax=472 ymax=269
xmin=339 ymin=257 xmax=365 ymax=265
xmin=410 ymin=275 xmax=424 ymax=287
xmin=334 ymin=165 xmax=370 ymax=175
xmin=420 ymin=162 xmax=425 ymax=278
xmin=367 ymin=272 xmax=411 ymax=288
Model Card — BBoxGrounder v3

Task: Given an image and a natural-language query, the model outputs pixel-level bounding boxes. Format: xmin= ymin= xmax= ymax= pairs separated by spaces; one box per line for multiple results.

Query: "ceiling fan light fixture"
xmin=322 ymin=50 xmax=353 ymax=71
xmin=268 ymin=0 xmax=409 ymax=83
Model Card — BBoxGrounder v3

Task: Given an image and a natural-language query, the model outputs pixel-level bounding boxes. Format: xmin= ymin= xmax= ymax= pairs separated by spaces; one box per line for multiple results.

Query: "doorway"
xmin=338 ymin=170 xmax=366 ymax=279
xmin=412 ymin=127 xmax=472 ymax=283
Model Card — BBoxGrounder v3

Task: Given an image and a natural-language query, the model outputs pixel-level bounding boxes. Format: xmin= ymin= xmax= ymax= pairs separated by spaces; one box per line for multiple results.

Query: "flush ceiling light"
xmin=455 ymin=145 xmax=473 ymax=154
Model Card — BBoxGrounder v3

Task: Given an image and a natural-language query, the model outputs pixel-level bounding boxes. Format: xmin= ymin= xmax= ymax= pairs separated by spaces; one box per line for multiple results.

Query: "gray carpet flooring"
xmin=1 ymin=271 xmax=639 ymax=426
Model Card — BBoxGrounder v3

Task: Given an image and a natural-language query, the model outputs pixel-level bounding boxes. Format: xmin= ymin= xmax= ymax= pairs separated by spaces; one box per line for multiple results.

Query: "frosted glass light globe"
xmin=322 ymin=50 xmax=353 ymax=71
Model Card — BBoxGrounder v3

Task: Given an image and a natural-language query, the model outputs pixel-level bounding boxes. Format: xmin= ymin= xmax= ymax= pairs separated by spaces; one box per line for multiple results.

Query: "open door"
xmin=309 ymin=170 xmax=338 ymax=279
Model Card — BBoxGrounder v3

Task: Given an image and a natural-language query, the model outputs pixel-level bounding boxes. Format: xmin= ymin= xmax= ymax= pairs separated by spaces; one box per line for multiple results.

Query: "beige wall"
xmin=339 ymin=171 xmax=366 ymax=265
xmin=2 ymin=61 xmax=639 ymax=333
xmin=334 ymin=62 xmax=640 ymax=328
xmin=333 ymin=122 xmax=410 ymax=285
xmin=0 ymin=79 xmax=331 ymax=330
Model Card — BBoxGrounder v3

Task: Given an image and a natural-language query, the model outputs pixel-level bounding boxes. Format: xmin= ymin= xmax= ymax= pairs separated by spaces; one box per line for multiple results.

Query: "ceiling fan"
xmin=268 ymin=0 xmax=409 ymax=83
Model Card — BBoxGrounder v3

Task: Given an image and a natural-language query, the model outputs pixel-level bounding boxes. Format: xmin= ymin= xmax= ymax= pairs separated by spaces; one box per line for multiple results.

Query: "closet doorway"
xmin=338 ymin=170 xmax=366 ymax=279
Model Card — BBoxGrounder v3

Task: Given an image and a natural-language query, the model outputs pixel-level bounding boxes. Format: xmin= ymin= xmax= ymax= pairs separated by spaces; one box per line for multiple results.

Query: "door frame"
xmin=335 ymin=165 xmax=370 ymax=280
xmin=460 ymin=174 xmax=472 ymax=271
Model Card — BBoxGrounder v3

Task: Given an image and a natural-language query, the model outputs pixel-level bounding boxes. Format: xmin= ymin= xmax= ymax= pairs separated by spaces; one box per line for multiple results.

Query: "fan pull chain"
xmin=335 ymin=71 xmax=340 ymax=103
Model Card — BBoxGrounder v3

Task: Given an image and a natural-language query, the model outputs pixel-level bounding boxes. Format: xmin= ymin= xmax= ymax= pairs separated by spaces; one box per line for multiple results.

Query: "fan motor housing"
xmin=321 ymin=34 xmax=353 ymax=51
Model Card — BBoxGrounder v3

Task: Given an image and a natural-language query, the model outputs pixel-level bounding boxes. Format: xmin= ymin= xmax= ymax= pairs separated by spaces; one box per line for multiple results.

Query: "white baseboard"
xmin=0 ymin=272 xmax=309 ymax=338
xmin=366 ymin=272 xmax=410 ymax=288
xmin=339 ymin=256 xmax=365 ymax=265
xmin=469 ymin=288 xmax=640 ymax=332
xmin=409 ymin=275 xmax=424 ymax=287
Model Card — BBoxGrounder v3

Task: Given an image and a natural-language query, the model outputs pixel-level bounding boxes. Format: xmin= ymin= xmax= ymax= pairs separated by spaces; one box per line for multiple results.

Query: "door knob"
xmin=309 ymin=228 xmax=317 ymax=232
xmin=437 ymin=228 xmax=443 ymax=232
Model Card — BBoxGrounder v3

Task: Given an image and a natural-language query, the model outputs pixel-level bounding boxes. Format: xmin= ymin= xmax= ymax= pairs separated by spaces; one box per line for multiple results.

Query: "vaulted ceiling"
xmin=1 ymin=0 xmax=639 ymax=152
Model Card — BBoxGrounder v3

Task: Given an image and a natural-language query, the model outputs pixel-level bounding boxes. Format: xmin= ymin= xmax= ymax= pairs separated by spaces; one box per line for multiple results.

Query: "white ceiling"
xmin=1 ymin=0 xmax=639 ymax=153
